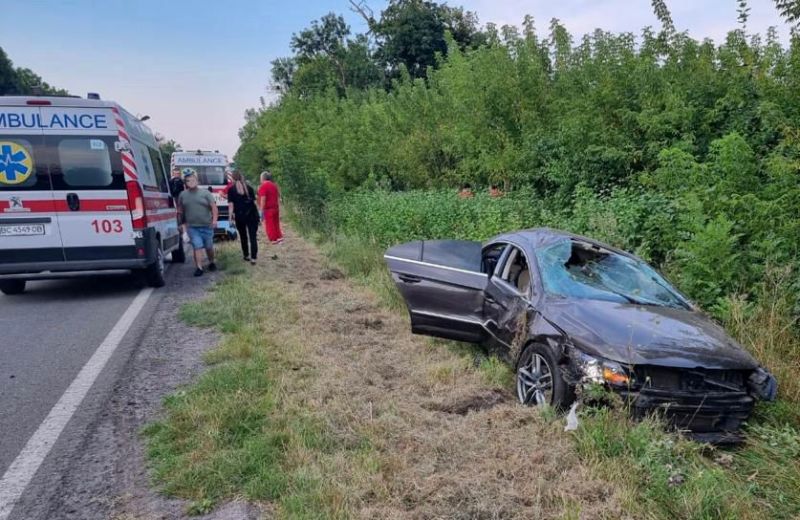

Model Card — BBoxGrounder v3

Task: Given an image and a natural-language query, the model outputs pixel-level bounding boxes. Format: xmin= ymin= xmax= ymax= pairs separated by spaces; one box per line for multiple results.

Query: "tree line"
xmin=235 ymin=0 xmax=800 ymax=312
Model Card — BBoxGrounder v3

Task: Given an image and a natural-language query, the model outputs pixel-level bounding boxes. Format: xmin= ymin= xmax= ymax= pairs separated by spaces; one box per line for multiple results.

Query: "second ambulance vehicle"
xmin=170 ymin=150 xmax=233 ymax=239
xmin=0 ymin=94 xmax=183 ymax=295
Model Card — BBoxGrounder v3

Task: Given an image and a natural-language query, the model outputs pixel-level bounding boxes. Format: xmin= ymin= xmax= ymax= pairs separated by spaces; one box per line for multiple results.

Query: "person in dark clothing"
xmin=227 ymin=170 xmax=260 ymax=264
xmin=168 ymin=168 xmax=185 ymax=199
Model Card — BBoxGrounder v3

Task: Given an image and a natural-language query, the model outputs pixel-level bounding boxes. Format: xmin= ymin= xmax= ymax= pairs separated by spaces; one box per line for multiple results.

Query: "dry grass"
xmin=266 ymin=228 xmax=623 ymax=518
xmin=722 ymin=266 xmax=800 ymax=405
xmin=148 ymin=226 xmax=624 ymax=518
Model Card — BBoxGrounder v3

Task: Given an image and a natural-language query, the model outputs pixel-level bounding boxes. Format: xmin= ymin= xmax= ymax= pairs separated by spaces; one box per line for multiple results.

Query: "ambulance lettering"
xmin=0 ymin=112 xmax=108 ymax=130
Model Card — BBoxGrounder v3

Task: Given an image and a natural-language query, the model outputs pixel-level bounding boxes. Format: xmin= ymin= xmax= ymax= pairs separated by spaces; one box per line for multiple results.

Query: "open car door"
xmin=385 ymin=240 xmax=488 ymax=343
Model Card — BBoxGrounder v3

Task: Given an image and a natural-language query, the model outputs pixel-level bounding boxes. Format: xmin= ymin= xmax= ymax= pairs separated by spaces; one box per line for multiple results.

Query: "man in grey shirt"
xmin=177 ymin=170 xmax=219 ymax=277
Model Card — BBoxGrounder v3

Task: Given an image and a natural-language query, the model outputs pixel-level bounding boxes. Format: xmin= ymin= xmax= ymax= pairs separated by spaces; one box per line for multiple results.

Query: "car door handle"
xmin=66 ymin=193 xmax=80 ymax=211
xmin=485 ymin=295 xmax=496 ymax=304
xmin=399 ymin=274 xmax=421 ymax=284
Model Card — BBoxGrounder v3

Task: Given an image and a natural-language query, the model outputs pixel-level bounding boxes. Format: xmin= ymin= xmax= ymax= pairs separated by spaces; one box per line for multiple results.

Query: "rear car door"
xmin=0 ymin=105 xmax=65 ymax=270
xmin=42 ymin=106 xmax=135 ymax=262
xmin=385 ymin=240 xmax=488 ymax=343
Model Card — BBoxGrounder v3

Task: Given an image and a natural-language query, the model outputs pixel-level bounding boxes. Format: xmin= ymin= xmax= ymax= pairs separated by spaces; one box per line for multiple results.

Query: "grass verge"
xmin=143 ymin=246 xmax=376 ymax=517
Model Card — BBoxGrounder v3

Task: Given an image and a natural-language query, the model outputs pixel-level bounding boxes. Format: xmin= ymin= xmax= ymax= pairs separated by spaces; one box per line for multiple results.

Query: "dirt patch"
xmin=319 ymin=267 xmax=345 ymax=280
xmin=424 ymin=389 xmax=509 ymax=415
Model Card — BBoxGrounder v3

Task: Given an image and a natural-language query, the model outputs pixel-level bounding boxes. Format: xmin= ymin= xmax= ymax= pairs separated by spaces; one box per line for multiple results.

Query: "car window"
xmin=535 ymin=239 xmax=689 ymax=308
xmin=500 ymin=246 xmax=530 ymax=295
xmin=47 ymin=136 xmax=125 ymax=190
xmin=481 ymin=243 xmax=506 ymax=275
xmin=147 ymin=147 xmax=168 ymax=193
xmin=58 ymin=138 xmax=114 ymax=187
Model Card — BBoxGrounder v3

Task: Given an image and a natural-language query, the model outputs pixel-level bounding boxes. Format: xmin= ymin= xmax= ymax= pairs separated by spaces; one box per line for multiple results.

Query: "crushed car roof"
xmin=488 ymin=227 xmax=630 ymax=256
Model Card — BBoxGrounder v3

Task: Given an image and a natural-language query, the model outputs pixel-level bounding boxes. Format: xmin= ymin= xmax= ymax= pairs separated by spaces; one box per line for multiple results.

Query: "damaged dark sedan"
xmin=385 ymin=228 xmax=777 ymax=443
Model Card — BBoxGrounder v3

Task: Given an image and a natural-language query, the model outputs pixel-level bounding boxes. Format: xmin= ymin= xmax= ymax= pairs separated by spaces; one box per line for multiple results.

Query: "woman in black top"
xmin=226 ymin=171 xmax=260 ymax=263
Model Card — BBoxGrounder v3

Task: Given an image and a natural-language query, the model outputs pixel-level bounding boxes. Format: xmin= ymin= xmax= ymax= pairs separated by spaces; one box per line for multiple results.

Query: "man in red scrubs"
xmin=258 ymin=170 xmax=284 ymax=244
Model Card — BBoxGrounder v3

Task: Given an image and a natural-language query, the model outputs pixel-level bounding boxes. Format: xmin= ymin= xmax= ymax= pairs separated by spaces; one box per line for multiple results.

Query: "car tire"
xmin=171 ymin=243 xmax=186 ymax=263
xmin=145 ymin=244 xmax=166 ymax=288
xmin=0 ymin=280 xmax=26 ymax=295
xmin=516 ymin=342 xmax=574 ymax=410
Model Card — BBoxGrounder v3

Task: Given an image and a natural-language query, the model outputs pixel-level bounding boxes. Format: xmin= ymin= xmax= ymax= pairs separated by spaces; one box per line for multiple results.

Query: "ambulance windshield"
xmin=189 ymin=166 xmax=226 ymax=185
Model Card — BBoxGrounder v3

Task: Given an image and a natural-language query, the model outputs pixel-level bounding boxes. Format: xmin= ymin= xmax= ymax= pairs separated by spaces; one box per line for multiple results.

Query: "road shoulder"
xmin=9 ymin=253 xmax=263 ymax=520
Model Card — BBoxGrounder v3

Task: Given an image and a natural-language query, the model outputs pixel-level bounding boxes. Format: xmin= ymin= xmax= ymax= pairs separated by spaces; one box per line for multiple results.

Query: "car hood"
xmin=543 ymin=299 xmax=758 ymax=369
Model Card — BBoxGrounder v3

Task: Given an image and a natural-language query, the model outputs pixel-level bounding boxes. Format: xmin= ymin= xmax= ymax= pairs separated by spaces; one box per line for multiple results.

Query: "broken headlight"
xmin=576 ymin=352 xmax=634 ymax=388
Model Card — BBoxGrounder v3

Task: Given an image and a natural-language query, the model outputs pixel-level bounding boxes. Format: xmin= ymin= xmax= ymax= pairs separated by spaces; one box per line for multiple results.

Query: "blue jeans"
xmin=187 ymin=226 xmax=213 ymax=250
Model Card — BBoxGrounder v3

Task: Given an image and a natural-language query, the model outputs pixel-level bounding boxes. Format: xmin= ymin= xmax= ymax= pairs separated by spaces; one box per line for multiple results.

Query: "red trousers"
xmin=263 ymin=208 xmax=283 ymax=242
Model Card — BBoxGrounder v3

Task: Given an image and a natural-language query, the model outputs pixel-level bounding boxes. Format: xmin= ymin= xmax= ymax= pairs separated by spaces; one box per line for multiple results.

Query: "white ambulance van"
xmin=170 ymin=150 xmax=234 ymax=239
xmin=0 ymin=95 xmax=183 ymax=295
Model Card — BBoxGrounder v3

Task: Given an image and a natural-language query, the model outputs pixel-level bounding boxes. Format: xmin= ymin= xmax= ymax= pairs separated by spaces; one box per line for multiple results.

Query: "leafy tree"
xmin=774 ymin=0 xmax=800 ymax=29
xmin=373 ymin=0 xmax=483 ymax=78
xmin=273 ymin=13 xmax=382 ymax=96
xmin=0 ymin=46 xmax=67 ymax=96
xmin=270 ymin=57 xmax=296 ymax=93
xmin=156 ymin=138 xmax=181 ymax=171
xmin=14 ymin=68 xmax=68 ymax=96
xmin=0 ymin=48 xmax=18 ymax=95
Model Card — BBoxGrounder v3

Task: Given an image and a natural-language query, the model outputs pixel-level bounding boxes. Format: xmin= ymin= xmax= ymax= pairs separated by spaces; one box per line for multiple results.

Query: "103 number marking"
xmin=91 ymin=219 xmax=123 ymax=233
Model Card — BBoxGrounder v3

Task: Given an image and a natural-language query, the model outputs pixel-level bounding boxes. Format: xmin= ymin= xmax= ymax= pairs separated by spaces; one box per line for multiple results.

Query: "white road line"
xmin=0 ymin=287 xmax=154 ymax=520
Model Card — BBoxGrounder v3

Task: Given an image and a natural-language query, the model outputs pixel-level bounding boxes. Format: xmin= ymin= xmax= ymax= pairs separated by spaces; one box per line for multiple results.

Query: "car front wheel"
xmin=0 ymin=280 xmax=26 ymax=295
xmin=516 ymin=342 xmax=573 ymax=410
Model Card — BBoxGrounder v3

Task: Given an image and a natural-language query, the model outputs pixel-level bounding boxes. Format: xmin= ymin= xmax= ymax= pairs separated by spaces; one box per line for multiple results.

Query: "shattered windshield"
xmin=535 ymin=240 xmax=690 ymax=308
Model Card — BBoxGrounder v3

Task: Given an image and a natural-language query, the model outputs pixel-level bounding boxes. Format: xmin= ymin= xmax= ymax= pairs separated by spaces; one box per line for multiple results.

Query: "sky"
xmin=3 ymin=1 xmax=791 ymax=159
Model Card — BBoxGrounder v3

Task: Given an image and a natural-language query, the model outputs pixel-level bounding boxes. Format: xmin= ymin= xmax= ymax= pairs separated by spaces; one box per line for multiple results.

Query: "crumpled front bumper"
xmin=618 ymin=387 xmax=755 ymax=444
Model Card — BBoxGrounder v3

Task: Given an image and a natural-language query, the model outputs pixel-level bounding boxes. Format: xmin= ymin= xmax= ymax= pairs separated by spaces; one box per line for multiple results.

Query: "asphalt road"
xmin=0 ymin=253 xmax=209 ymax=519
xmin=0 ymin=274 xmax=144 ymax=477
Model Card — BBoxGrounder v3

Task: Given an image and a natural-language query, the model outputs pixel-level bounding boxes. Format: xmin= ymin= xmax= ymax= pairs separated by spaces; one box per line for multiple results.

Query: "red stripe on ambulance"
xmin=0 ymin=199 xmax=129 ymax=212
xmin=111 ymin=106 xmax=138 ymax=181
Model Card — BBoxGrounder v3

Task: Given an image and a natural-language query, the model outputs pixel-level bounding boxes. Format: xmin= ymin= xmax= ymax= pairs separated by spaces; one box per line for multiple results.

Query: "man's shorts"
xmin=187 ymin=226 xmax=214 ymax=250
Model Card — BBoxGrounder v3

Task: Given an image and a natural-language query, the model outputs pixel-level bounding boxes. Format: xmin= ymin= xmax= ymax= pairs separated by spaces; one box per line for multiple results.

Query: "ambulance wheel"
xmin=0 ymin=280 xmax=26 ymax=295
xmin=171 ymin=244 xmax=186 ymax=263
xmin=145 ymin=245 xmax=166 ymax=288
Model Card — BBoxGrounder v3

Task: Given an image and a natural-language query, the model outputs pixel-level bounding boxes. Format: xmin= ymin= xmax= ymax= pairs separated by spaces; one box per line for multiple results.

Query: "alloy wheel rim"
xmin=516 ymin=353 xmax=554 ymax=406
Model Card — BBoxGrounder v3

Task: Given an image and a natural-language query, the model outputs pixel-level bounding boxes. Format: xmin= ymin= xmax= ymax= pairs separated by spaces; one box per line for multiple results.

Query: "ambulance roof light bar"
xmin=87 ymin=92 xmax=101 ymax=100
xmin=26 ymin=99 xmax=52 ymax=106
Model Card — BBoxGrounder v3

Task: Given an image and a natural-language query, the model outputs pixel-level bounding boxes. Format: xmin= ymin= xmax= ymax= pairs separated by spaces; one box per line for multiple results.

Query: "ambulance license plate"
xmin=0 ymin=224 xmax=45 ymax=236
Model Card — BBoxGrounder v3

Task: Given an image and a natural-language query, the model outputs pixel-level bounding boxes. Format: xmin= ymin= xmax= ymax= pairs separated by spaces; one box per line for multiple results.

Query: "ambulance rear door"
xmin=0 ymin=104 xmax=65 ymax=270
xmin=41 ymin=106 xmax=136 ymax=263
